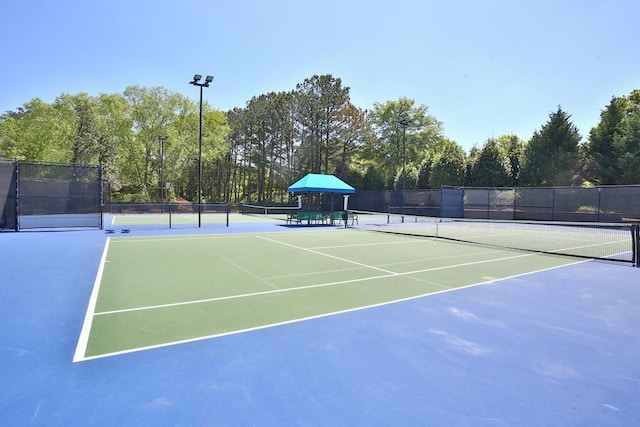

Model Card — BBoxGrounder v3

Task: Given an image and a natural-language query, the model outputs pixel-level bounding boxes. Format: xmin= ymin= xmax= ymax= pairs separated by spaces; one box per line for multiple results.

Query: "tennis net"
xmin=240 ymin=203 xmax=300 ymax=220
xmin=350 ymin=210 xmax=640 ymax=265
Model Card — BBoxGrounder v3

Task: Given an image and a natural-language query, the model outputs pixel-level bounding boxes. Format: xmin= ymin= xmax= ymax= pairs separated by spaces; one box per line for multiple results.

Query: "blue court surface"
xmin=1 ymin=218 xmax=639 ymax=426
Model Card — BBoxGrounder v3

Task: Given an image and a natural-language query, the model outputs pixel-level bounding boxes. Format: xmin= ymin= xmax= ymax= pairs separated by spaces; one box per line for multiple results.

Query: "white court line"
xmin=257 ymin=235 xmax=397 ymax=274
xmin=308 ymin=239 xmax=431 ymax=250
xmin=77 ymin=258 xmax=584 ymax=362
xmin=217 ymin=253 xmax=279 ymax=290
xmin=93 ymin=251 xmax=539 ymax=317
xmin=73 ymin=238 xmax=111 ymax=363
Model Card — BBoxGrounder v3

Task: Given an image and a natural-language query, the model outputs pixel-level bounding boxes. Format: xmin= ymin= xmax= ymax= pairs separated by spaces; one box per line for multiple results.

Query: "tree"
xmin=429 ymin=138 xmax=466 ymax=188
xmin=615 ymin=109 xmax=640 ymax=184
xmin=417 ymin=157 xmax=434 ymax=189
xmin=467 ymin=138 xmax=511 ymax=187
xmin=0 ymin=98 xmax=75 ymax=162
xmin=119 ymin=85 xmax=229 ymax=202
xmin=333 ymin=103 xmax=369 ymax=179
xmin=496 ymin=134 xmax=524 ymax=186
xmin=520 ymin=107 xmax=581 ymax=186
xmin=583 ymin=89 xmax=640 ymax=185
xmin=92 ymin=93 xmax=133 ymax=193
xmin=583 ymin=97 xmax=625 ymax=184
xmin=58 ymin=93 xmax=104 ymax=165
xmin=364 ymin=97 xmax=443 ymax=188
xmin=361 ymin=164 xmax=385 ymax=190
xmin=226 ymin=91 xmax=297 ymax=202
xmin=294 ymin=75 xmax=351 ymax=175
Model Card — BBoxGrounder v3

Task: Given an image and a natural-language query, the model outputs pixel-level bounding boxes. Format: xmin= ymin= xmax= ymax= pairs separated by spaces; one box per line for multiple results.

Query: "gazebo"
xmin=287 ymin=173 xmax=355 ymax=195
xmin=287 ymin=174 xmax=356 ymax=224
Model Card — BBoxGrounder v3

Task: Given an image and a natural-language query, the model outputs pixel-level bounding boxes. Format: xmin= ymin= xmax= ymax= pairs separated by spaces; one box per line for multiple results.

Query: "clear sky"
xmin=1 ymin=0 xmax=638 ymax=152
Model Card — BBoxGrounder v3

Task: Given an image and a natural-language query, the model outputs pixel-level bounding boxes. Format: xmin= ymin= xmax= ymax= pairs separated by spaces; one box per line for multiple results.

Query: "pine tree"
xmin=521 ymin=107 xmax=581 ymax=186
xmin=583 ymin=97 xmax=625 ymax=184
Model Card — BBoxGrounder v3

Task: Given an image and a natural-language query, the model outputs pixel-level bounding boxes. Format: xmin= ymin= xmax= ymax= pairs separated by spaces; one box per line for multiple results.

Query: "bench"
xmin=286 ymin=212 xmax=298 ymax=224
xmin=294 ymin=211 xmax=326 ymax=224
xmin=328 ymin=211 xmax=358 ymax=226
xmin=346 ymin=211 xmax=358 ymax=225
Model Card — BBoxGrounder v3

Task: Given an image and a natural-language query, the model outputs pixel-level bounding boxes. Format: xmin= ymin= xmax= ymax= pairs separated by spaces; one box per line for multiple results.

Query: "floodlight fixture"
xmin=397 ymin=117 xmax=412 ymax=198
xmin=190 ymin=73 xmax=214 ymax=227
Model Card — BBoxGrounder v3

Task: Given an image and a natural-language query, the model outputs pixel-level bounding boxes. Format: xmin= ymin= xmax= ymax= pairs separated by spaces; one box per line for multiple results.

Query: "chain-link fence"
xmin=0 ymin=160 xmax=102 ymax=230
xmin=0 ymin=161 xmax=17 ymax=230
xmin=349 ymin=186 xmax=640 ymax=223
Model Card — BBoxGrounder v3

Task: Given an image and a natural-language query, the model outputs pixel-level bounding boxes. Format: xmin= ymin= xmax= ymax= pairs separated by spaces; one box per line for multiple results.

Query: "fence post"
xmin=99 ymin=165 xmax=104 ymax=230
xmin=597 ymin=187 xmax=601 ymax=222
xmin=14 ymin=159 xmax=20 ymax=232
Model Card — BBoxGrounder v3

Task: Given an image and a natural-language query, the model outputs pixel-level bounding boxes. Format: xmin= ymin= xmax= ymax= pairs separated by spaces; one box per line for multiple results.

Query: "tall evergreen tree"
xmin=521 ymin=107 xmax=581 ymax=186
xmin=467 ymin=138 xmax=510 ymax=187
xmin=615 ymin=110 xmax=640 ymax=184
xmin=429 ymin=138 xmax=466 ymax=188
xmin=583 ymin=97 xmax=625 ymax=184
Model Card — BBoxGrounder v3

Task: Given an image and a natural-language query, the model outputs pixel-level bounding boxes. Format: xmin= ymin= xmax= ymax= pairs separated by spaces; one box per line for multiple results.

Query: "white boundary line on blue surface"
xmin=76 ymin=258 xmax=584 ymax=362
xmin=73 ymin=232 xmax=589 ymax=362
xmin=73 ymin=238 xmax=111 ymax=363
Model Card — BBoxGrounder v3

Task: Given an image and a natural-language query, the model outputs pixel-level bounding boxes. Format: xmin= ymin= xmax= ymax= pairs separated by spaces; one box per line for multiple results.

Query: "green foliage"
xmin=583 ymin=97 xmax=625 ymax=184
xmin=520 ymin=106 xmax=581 ymax=186
xmin=294 ymin=75 xmax=353 ymax=175
xmin=361 ymin=165 xmax=386 ymax=190
xmin=2 ymin=79 xmax=640 ymax=203
xmin=417 ymin=158 xmax=433 ymax=188
xmin=429 ymin=138 xmax=466 ymax=188
xmin=583 ymin=90 xmax=640 ymax=185
xmin=0 ymin=98 xmax=75 ymax=161
xmin=615 ymin=110 xmax=640 ymax=184
xmin=496 ymin=134 xmax=524 ymax=186
xmin=393 ymin=163 xmax=419 ymax=190
xmin=466 ymin=138 xmax=510 ymax=187
xmin=364 ymin=97 xmax=444 ymax=187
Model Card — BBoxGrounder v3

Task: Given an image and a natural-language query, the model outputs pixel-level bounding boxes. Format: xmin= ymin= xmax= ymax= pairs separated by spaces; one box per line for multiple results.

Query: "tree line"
xmin=1 ymin=75 xmax=639 ymax=203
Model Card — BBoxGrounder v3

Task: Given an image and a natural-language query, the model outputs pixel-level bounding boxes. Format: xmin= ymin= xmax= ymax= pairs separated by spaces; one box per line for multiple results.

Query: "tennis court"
xmin=74 ymin=228 xmax=582 ymax=361
xmin=2 ymin=214 xmax=640 ymax=426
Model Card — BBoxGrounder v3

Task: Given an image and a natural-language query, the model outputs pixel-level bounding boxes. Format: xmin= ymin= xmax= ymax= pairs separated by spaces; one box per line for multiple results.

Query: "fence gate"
xmin=441 ymin=187 xmax=464 ymax=218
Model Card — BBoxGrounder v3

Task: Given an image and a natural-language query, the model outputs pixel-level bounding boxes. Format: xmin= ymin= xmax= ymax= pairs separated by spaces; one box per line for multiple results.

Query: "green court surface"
xmin=75 ymin=229 xmax=578 ymax=361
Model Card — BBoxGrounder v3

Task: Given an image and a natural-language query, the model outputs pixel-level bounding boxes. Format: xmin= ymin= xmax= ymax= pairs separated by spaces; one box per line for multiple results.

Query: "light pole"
xmin=158 ymin=134 xmax=167 ymax=203
xmin=397 ymin=118 xmax=411 ymax=196
xmin=189 ymin=74 xmax=213 ymax=227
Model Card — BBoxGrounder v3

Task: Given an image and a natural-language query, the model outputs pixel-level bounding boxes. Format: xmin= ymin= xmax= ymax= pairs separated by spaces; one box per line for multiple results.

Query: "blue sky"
xmin=1 ymin=0 xmax=638 ymax=152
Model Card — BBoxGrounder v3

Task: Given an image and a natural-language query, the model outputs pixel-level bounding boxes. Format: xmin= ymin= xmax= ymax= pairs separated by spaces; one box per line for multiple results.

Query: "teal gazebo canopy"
xmin=287 ymin=174 xmax=355 ymax=194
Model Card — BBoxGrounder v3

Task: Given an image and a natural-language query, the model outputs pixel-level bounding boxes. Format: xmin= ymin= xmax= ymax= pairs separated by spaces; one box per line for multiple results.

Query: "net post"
xmin=14 ymin=159 xmax=20 ymax=232
xmin=632 ymin=224 xmax=639 ymax=268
